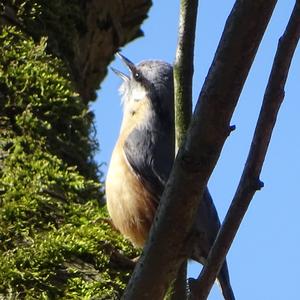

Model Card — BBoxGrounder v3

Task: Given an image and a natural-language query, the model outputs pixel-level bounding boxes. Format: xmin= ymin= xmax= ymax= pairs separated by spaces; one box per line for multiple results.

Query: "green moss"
xmin=0 ymin=26 xmax=138 ymax=299
xmin=0 ymin=204 xmax=137 ymax=299
xmin=1 ymin=0 xmax=85 ymax=63
xmin=0 ymin=25 xmax=98 ymax=179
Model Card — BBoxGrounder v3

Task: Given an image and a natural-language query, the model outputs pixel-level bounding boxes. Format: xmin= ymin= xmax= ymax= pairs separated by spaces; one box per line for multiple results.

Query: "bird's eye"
xmin=134 ymin=71 xmax=141 ymax=81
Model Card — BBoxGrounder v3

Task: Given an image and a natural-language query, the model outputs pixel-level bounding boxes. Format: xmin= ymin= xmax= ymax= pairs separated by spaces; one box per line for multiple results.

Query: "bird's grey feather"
xmin=124 ymin=117 xmax=175 ymax=202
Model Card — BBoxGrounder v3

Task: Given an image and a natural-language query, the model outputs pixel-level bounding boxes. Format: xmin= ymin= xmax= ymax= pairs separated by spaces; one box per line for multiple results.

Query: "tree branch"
xmin=191 ymin=2 xmax=300 ymax=299
xmin=166 ymin=261 xmax=188 ymax=300
xmin=122 ymin=1 xmax=277 ymax=299
xmin=170 ymin=1 xmax=199 ymax=298
xmin=174 ymin=0 xmax=198 ymax=149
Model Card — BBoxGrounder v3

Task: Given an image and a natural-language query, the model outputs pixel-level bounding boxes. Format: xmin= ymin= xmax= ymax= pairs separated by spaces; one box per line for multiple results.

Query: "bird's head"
xmin=111 ymin=53 xmax=174 ymax=124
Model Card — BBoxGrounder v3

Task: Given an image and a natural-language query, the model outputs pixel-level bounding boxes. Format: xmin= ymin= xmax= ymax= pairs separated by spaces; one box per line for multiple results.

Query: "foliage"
xmin=0 ymin=26 xmax=138 ymax=299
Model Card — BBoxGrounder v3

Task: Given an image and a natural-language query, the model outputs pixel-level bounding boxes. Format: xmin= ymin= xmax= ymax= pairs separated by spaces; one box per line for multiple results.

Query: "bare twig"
xmin=43 ymin=188 xmax=68 ymax=202
xmin=110 ymin=250 xmax=137 ymax=270
xmin=174 ymin=0 xmax=198 ymax=149
xmin=167 ymin=261 xmax=188 ymax=300
xmin=191 ymin=2 xmax=300 ymax=299
xmin=171 ymin=0 xmax=199 ymax=298
xmin=122 ymin=1 xmax=276 ymax=299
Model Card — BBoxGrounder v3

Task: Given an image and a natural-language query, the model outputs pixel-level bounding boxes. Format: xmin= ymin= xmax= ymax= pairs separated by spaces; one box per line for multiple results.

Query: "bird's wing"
xmin=123 ymin=126 xmax=174 ymax=202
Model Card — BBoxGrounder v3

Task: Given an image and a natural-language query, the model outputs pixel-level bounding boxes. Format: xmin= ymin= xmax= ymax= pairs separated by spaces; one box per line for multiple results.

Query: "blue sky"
xmin=92 ymin=1 xmax=300 ymax=299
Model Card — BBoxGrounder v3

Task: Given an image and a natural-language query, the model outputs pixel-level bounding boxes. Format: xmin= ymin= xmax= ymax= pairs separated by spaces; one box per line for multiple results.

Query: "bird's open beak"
xmin=111 ymin=67 xmax=129 ymax=81
xmin=111 ymin=52 xmax=136 ymax=81
xmin=116 ymin=52 xmax=136 ymax=72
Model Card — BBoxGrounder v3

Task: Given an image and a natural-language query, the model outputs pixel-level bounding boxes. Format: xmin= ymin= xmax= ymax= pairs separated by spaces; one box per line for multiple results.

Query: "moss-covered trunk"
xmin=0 ymin=1 xmax=151 ymax=298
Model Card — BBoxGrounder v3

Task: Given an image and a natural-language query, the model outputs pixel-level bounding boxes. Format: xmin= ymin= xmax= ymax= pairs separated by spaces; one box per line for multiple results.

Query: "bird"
xmin=105 ymin=52 xmax=235 ymax=300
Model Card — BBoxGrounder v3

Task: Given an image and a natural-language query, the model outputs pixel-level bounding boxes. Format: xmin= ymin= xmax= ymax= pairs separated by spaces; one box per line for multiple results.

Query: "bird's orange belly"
xmin=106 ymin=144 xmax=156 ymax=247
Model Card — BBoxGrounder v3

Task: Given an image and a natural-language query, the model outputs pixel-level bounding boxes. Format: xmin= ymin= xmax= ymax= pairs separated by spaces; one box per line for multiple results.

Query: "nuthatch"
xmin=106 ymin=53 xmax=235 ymax=300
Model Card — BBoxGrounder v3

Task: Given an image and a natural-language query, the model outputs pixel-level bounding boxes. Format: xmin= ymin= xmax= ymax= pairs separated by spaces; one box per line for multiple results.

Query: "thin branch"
xmin=122 ymin=1 xmax=277 ymax=299
xmin=174 ymin=0 xmax=198 ymax=149
xmin=43 ymin=188 xmax=68 ymax=202
xmin=167 ymin=261 xmax=188 ymax=300
xmin=191 ymin=2 xmax=300 ymax=299
xmin=171 ymin=0 xmax=198 ymax=298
